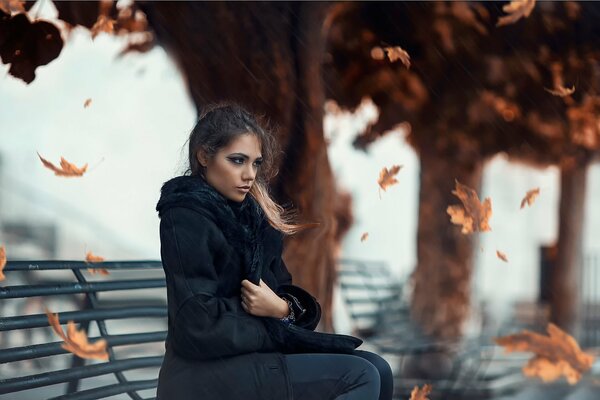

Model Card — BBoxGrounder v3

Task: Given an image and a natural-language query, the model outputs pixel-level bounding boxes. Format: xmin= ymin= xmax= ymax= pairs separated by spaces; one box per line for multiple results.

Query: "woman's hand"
xmin=240 ymin=279 xmax=289 ymax=318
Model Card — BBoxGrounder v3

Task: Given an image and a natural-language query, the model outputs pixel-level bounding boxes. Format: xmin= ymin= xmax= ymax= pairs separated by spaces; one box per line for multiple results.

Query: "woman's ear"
xmin=197 ymin=149 xmax=208 ymax=167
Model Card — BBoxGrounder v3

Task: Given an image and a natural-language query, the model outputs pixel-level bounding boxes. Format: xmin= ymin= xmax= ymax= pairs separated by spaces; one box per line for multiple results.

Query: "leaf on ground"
xmin=378 ymin=165 xmax=403 ymax=198
xmin=409 ymin=384 xmax=432 ymax=400
xmin=447 ymin=180 xmax=492 ymax=234
xmin=494 ymin=323 xmax=594 ymax=384
xmin=0 ymin=0 xmax=24 ymax=14
xmin=86 ymin=251 xmax=109 ymax=275
xmin=0 ymin=245 xmax=6 ymax=281
xmin=497 ymin=0 xmax=536 ymax=27
xmin=496 ymin=250 xmax=509 ymax=263
xmin=38 ymin=153 xmax=88 ymax=177
xmin=91 ymin=15 xmax=115 ymax=39
xmin=520 ymin=187 xmax=540 ymax=209
xmin=383 ymin=46 xmax=411 ymax=68
xmin=360 ymin=232 xmax=369 ymax=242
xmin=84 ymin=98 xmax=92 ymax=108
xmin=45 ymin=307 xmax=109 ymax=360
xmin=545 ymin=85 xmax=575 ymax=98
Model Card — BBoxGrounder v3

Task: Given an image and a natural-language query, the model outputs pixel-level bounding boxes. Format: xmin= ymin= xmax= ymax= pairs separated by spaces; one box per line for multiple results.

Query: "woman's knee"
xmin=353 ymin=350 xmax=393 ymax=381
xmin=348 ymin=356 xmax=381 ymax=388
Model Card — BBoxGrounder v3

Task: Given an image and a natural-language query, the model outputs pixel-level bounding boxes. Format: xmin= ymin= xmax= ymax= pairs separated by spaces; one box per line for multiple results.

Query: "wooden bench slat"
xmin=4 ymin=261 xmax=163 ymax=271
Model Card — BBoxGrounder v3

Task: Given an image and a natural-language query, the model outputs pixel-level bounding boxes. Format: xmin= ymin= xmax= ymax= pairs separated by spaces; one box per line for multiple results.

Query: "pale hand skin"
xmin=241 ymin=279 xmax=289 ymax=318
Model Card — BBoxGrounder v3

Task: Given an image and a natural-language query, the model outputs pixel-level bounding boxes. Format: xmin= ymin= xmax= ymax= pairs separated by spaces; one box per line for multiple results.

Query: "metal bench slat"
xmin=0 ymin=331 xmax=167 ymax=363
xmin=0 ymin=356 xmax=163 ymax=394
xmin=0 ymin=279 xmax=166 ymax=299
xmin=4 ymin=261 xmax=163 ymax=271
xmin=0 ymin=307 xmax=167 ymax=331
xmin=48 ymin=379 xmax=159 ymax=400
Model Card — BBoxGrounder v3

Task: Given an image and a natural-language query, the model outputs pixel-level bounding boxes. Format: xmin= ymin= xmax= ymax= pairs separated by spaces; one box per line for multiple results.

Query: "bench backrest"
xmin=0 ymin=260 xmax=167 ymax=400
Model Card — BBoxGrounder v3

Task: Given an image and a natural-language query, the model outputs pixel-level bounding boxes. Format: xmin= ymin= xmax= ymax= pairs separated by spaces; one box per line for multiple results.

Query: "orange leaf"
xmin=383 ymin=46 xmax=411 ymax=68
xmin=545 ymin=85 xmax=575 ymax=98
xmin=0 ymin=245 xmax=6 ymax=281
xmin=497 ymin=0 xmax=536 ymax=27
xmin=496 ymin=250 xmax=509 ymax=263
xmin=83 ymin=98 xmax=92 ymax=108
xmin=360 ymin=232 xmax=369 ymax=242
xmin=0 ymin=0 xmax=25 ymax=14
xmin=520 ymin=187 xmax=540 ymax=209
xmin=409 ymin=384 xmax=432 ymax=400
xmin=91 ymin=15 xmax=115 ymax=39
xmin=378 ymin=165 xmax=403 ymax=197
xmin=45 ymin=308 xmax=109 ymax=361
xmin=494 ymin=323 xmax=594 ymax=384
xmin=447 ymin=180 xmax=492 ymax=234
xmin=86 ymin=251 xmax=109 ymax=275
xmin=38 ymin=153 xmax=88 ymax=177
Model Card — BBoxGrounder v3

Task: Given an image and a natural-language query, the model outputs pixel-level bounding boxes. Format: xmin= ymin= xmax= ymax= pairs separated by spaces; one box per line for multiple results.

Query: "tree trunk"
xmin=411 ymin=150 xmax=483 ymax=340
xmin=548 ymin=159 xmax=589 ymax=336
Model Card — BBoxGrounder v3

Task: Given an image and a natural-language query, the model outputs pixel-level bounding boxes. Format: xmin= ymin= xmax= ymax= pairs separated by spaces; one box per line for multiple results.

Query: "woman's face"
xmin=199 ymin=133 xmax=263 ymax=202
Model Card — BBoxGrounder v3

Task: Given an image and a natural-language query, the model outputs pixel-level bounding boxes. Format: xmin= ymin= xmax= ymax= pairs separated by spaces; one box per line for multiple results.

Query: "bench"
xmin=0 ymin=260 xmax=167 ymax=400
xmin=337 ymin=259 xmax=525 ymax=400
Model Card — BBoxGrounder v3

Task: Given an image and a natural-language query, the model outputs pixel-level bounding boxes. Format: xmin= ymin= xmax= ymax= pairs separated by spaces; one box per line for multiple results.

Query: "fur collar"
xmin=156 ymin=175 xmax=265 ymax=283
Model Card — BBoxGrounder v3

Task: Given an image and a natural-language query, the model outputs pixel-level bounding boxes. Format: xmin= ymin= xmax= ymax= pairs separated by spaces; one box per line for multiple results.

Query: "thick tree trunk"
xmin=411 ymin=150 xmax=483 ymax=340
xmin=548 ymin=159 xmax=589 ymax=336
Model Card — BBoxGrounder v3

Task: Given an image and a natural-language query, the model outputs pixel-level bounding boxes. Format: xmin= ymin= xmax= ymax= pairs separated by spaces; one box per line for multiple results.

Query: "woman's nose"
xmin=242 ymin=164 xmax=256 ymax=180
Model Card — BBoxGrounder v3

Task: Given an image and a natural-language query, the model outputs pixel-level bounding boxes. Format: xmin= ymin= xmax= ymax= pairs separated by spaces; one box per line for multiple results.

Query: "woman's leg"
xmin=351 ymin=350 xmax=394 ymax=400
xmin=283 ymin=353 xmax=381 ymax=400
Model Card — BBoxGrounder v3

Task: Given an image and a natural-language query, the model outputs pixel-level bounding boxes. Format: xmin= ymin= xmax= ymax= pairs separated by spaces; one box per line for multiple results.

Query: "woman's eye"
xmin=253 ymin=161 xmax=263 ymax=167
xmin=229 ymin=158 xmax=244 ymax=165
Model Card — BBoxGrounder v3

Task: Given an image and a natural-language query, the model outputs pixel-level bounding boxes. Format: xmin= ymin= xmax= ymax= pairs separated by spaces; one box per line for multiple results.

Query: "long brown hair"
xmin=185 ymin=102 xmax=306 ymax=235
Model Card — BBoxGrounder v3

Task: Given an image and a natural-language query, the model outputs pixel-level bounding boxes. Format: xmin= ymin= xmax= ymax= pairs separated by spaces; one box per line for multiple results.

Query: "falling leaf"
xmin=495 ymin=323 xmax=594 ymax=384
xmin=86 ymin=251 xmax=109 ymax=275
xmin=0 ymin=245 xmax=6 ymax=281
xmin=45 ymin=307 xmax=109 ymax=361
xmin=496 ymin=250 xmax=509 ymax=263
xmin=83 ymin=98 xmax=92 ymax=108
xmin=377 ymin=165 xmax=403 ymax=198
xmin=38 ymin=152 xmax=88 ymax=177
xmin=0 ymin=0 xmax=25 ymax=14
xmin=383 ymin=46 xmax=411 ymax=68
xmin=360 ymin=232 xmax=369 ymax=242
xmin=409 ymin=384 xmax=432 ymax=400
xmin=91 ymin=15 xmax=115 ymax=39
xmin=447 ymin=180 xmax=492 ymax=234
xmin=497 ymin=0 xmax=536 ymax=27
xmin=545 ymin=85 xmax=576 ymax=97
xmin=520 ymin=187 xmax=541 ymax=209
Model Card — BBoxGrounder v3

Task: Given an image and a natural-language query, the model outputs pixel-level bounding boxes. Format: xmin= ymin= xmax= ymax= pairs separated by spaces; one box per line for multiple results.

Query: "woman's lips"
xmin=237 ymin=187 xmax=250 ymax=193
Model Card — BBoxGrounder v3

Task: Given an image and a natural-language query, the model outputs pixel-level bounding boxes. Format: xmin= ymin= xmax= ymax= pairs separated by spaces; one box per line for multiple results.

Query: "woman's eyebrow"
xmin=228 ymin=153 xmax=263 ymax=160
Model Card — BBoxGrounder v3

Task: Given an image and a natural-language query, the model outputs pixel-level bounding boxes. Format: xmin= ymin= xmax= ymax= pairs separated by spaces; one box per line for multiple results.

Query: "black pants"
xmin=284 ymin=350 xmax=393 ymax=400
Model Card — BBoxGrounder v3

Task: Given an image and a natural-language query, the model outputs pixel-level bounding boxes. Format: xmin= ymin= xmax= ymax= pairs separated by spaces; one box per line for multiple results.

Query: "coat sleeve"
xmin=271 ymin=249 xmax=322 ymax=331
xmin=160 ymin=207 xmax=275 ymax=360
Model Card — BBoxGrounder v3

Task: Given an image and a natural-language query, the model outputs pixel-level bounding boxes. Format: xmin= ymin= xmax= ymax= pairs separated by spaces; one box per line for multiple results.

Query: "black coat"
xmin=154 ymin=176 xmax=361 ymax=400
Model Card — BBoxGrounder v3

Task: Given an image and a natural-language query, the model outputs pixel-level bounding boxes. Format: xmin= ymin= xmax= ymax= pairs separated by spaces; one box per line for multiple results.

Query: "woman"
xmin=156 ymin=103 xmax=393 ymax=400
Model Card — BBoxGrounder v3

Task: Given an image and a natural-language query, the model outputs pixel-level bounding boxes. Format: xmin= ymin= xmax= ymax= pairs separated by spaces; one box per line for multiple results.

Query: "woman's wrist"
xmin=276 ymin=297 xmax=291 ymax=319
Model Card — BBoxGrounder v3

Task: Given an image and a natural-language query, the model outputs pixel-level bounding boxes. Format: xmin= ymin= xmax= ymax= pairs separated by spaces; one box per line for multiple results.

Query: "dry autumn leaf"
xmin=447 ymin=180 xmax=492 ymax=234
xmin=496 ymin=250 xmax=509 ymax=263
xmin=360 ymin=232 xmax=369 ymax=242
xmin=377 ymin=165 xmax=403 ymax=198
xmin=45 ymin=307 xmax=109 ymax=361
xmin=0 ymin=245 xmax=6 ymax=281
xmin=383 ymin=46 xmax=411 ymax=68
xmin=497 ymin=0 xmax=536 ymax=27
xmin=91 ymin=16 xmax=115 ymax=39
xmin=84 ymin=98 xmax=92 ymax=108
xmin=38 ymin=153 xmax=88 ymax=177
xmin=409 ymin=384 xmax=432 ymax=400
xmin=545 ymin=85 xmax=576 ymax=97
xmin=495 ymin=323 xmax=594 ymax=384
xmin=520 ymin=187 xmax=541 ymax=209
xmin=0 ymin=0 xmax=25 ymax=14
xmin=86 ymin=251 xmax=109 ymax=275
